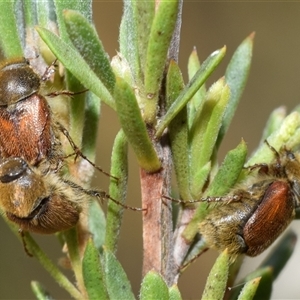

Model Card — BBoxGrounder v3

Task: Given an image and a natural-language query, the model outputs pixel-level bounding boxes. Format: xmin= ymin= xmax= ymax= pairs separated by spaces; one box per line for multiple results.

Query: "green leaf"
xmin=189 ymin=162 xmax=211 ymax=201
xmin=135 ymin=0 xmax=179 ymax=124
xmin=205 ymin=139 xmax=247 ymax=197
xmin=0 ymin=2 xmax=23 ymax=57
xmin=83 ymin=239 xmax=108 ymax=300
xmin=201 ymin=249 xmax=230 ymax=300
xmin=189 ymin=78 xmax=230 ymax=186
xmin=36 ymin=27 xmax=116 ymax=110
xmin=144 ymin=0 xmax=179 ymax=97
xmin=167 ymin=60 xmax=190 ymax=200
xmin=31 ymin=281 xmax=54 ymax=300
xmin=227 ymin=256 xmax=245 ymax=295
xmin=52 ymin=2 xmax=93 ymax=148
xmin=81 ymin=91 xmax=101 ymax=161
xmin=246 ymin=111 xmax=300 ymax=167
xmin=54 ymin=0 xmax=92 ymax=41
xmin=182 ymin=237 xmax=208 ymax=266
xmin=217 ymin=32 xmax=254 ymax=146
xmin=156 ymin=46 xmax=226 ymax=138
xmin=169 ymin=285 xmax=182 ymax=300
xmin=63 ymin=10 xmax=113 ymax=159
xmin=63 ymin=10 xmax=115 ymax=93
xmin=105 ymin=130 xmax=128 ymax=253
xmin=36 ymin=1 xmax=55 ymax=28
xmin=111 ymin=53 xmax=135 ymax=87
xmin=119 ymin=1 xmax=140 ymax=83
xmin=134 ymin=1 xmax=155 ymax=77
xmin=88 ymin=200 xmax=106 ymax=251
xmin=187 ymin=48 xmax=206 ymax=128
xmin=184 ymin=140 xmax=247 ymax=242
xmin=259 ymin=106 xmax=286 ymax=145
xmin=104 ymin=249 xmax=136 ymax=300
xmin=229 ymin=267 xmax=273 ymax=300
xmin=140 ymin=271 xmax=169 ymax=300
xmin=237 ymin=277 xmax=261 ymax=300
xmin=67 ymin=84 xmax=87 ymax=148
xmin=250 ymin=268 xmax=273 ymax=300
xmin=114 ymin=76 xmax=161 ymax=172
xmin=23 ymin=1 xmax=37 ymax=27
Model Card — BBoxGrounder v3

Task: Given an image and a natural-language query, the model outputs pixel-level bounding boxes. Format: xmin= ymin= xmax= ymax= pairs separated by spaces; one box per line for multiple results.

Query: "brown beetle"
xmin=0 ymin=156 xmax=143 ymax=235
xmin=0 ymin=157 xmax=82 ymax=234
xmin=198 ymin=143 xmax=300 ymax=258
xmin=165 ymin=142 xmax=300 ymax=260
xmin=0 ymin=57 xmax=107 ymax=176
xmin=0 ymin=57 xmax=62 ymax=170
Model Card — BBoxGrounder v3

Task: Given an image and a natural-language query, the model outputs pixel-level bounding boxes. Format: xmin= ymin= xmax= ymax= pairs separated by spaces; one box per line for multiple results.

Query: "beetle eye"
xmin=0 ymin=157 xmax=28 ymax=183
xmin=287 ymin=151 xmax=295 ymax=160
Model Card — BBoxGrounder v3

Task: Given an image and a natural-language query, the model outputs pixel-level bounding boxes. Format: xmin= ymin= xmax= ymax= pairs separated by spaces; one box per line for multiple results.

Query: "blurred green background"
xmin=1 ymin=1 xmax=300 ymax=299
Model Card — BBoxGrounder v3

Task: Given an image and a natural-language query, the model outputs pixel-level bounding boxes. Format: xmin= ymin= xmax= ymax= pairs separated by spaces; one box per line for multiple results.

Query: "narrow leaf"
xmin=251 ymin=269 xmax=273 ymax=300
xmin=0 ymin=2 xmax=23 ymax=57
xmin=36 ymin=27 xmax=115 ymax=110
xmin=187 ymin=48 xmax=206 ymax=128
xmin=63 ymin=10 xmax=115 ymax=93
xmin=169 ymin=285 xmax=182 ymax=300
xmin=189 ymin=78 xmax=230 ymax=184
xmin=144 ymin=0 xmax=179 ymax=96
xmin=237 ymin=277 xmax=261 ymax=300
xmin=23 ymin=1 xmax=36 ymax=28
xmin=81 ymin=92 xmax=101 ymax=161
xmin=205 ymin=139 xmax=247 ymax=197
xmin=140 ymin=271 xmax=169 ymax=300
xmin=114 ymin=77 xmax=161 ymax=172
xmin=218 ymin=32 xmax=254 ymax=146
xmin=246 ymin=111 xmax=300 ymax=167
xmin=229 ymin=267 xmax=273 ymax=300
xmin=31 ymin=281 xmax=54 ymax=300
xmin=201 ymin=249 xmax=230 ymax=300
xmin=156 ymin=46 xmax=226 ymax=138
xmin=183 ymin=237 xmax=208 ymax=266
xmin=105 ymin=130 xmax=128 ymax=253
xmin=167 ymin=60 xmax=190 ymax=200
xmin=111 ymin=53 xmax=135 ymax=87
xmin=54 ymin=0 xmax=92 ymax=41
xmin=134 ymin=1 xmax=155 ymax=76
xmin=189 ymin=162 xmax=211 ymax=201
xmin=36 ymin=1 xmax=54 ymax=28
xmin=259 ymin=106 xmax=286 ymax=145
xmin=104 ymin=250 xmax=136 ymax=300
xmin=83 ymin=239 xmax=108 ymax=300
xmin=53 ymin=1 xmax=93 ymax=147
xmin=119 ymin=1 xmax=140 ymax=82
xmin=88 ymin=200 xmax=106 ymax=251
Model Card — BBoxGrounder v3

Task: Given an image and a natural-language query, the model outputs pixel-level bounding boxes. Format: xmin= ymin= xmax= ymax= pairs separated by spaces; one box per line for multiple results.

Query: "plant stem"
xmin=141 ymin=0 xmax=183 ymax=285
xmin=141 ymin=133 xmax=173 ymax=283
